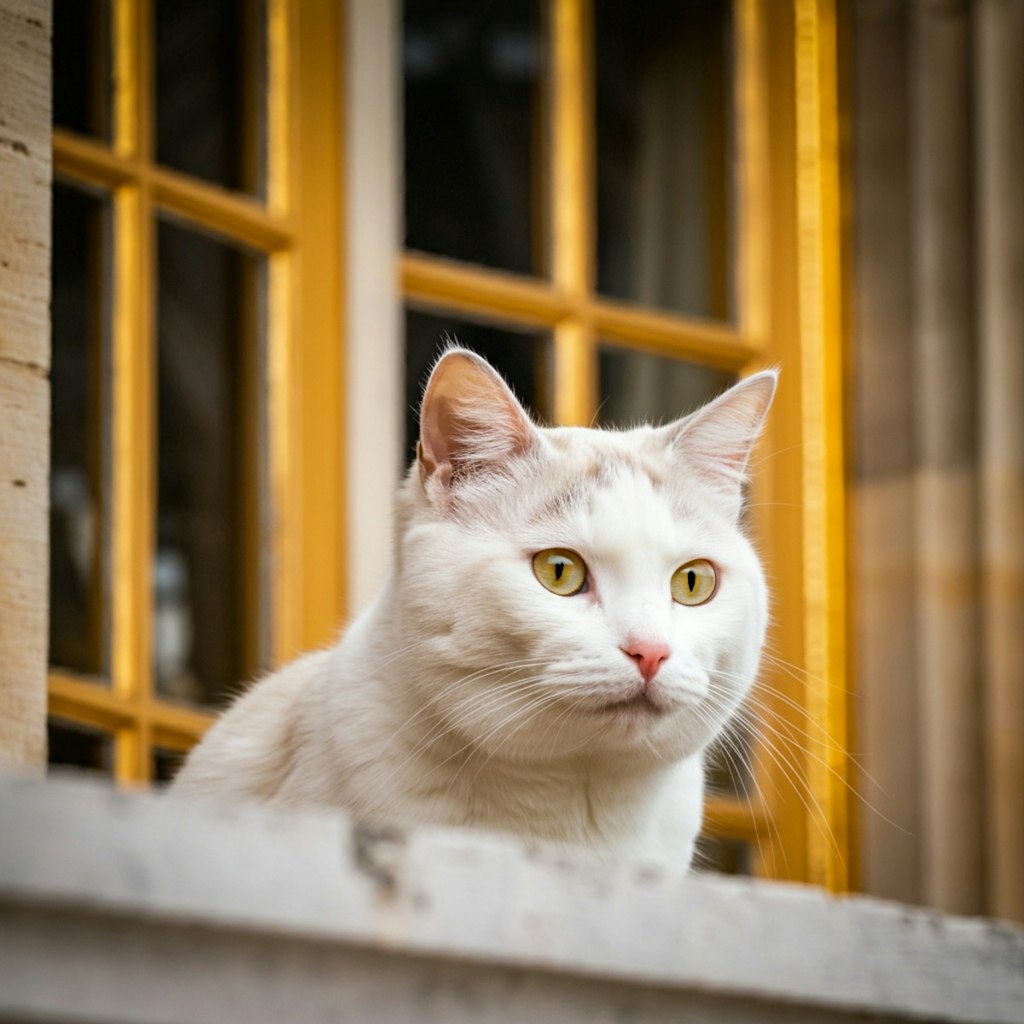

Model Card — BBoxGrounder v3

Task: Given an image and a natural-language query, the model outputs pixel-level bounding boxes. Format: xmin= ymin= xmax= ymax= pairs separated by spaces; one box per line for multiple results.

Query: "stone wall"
xmin=0 ymin=0 xmax=51 ymax=772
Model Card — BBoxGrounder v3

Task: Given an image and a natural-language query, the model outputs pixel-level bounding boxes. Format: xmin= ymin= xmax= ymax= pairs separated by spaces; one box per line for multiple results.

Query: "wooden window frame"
xmin=49 ymin=0 xmax=851 ymax=891
xmin=49 ymin=0 xmax=346 ymax=782
xmin=396 ymin=0 xmax=851 ymax=889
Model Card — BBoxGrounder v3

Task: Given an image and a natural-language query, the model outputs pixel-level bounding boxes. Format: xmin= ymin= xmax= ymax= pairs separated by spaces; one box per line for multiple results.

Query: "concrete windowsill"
xmin=1 ymin=775 xmax=1021 ymax=1024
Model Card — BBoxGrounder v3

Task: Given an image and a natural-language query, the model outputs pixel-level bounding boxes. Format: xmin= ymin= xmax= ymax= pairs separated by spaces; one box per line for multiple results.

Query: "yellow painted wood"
xmin=549 ymin=0 xmax=597 ymax=428
xmin=792 ymin=0 xmax=850 ymax=894
xmin=112 ymin=0 xmax=138 ymax=158
xmin=266 ymin=0 xmax=292 ymax=217
xmin=53 ymin=130 xmax=135 ymax=187
xmin=402 ymin=254 xmax=756 ymax=371
xmin=550 ymin=0 xmax=593 ymax=299
xmin=591 ymin=299 xmax=757 ymax=368
xmin=54 ymin=132 xmax=293 ymax=251
xmin=49 ymin=674 xmax=133 ymax=732
xmin=280 ymin=0 xmax=346 ymax=658
xmin=151 ymin=166 xmax=293 ymax=249
xmin=108 ymin=0 xmax=153 ymax=785
xmin=49 ymin=672 xmax=214 ymax=744
xmin=402 ymin=254 xmax=574 ymax=325
xmin=148 ymin=701 xmax=215 ymax=747
xmin=735 ymin=0 xmax=771 ymax=342
xmin=742 ymin=0 xmax=850 ymax=890
xmin=747 ymin=0 xmax=808 ymax=887
xmin=553 ymin=319 xmax=596 ymax=427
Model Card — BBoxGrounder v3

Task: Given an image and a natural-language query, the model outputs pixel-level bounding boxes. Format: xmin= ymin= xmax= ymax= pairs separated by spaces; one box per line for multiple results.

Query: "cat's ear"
xmin=663 ymin=370 xmax=777 ymax=512
xmin=417 ymin=348 xmax=536 ymax=499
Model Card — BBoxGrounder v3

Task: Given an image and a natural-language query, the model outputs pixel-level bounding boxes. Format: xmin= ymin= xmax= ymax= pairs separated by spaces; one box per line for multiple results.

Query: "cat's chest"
xmin=389 ymin=753 xmax=697 ymax=855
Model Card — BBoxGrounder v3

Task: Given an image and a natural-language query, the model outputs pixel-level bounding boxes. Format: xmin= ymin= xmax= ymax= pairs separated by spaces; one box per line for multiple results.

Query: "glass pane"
xmin=53 ymin=0 xmax=112 ymax=139
xmin=153 ymin=747 xmax=187 ymax=786
xmin=597 ymin=346 xmax=735 ymax=427
xmin=49 ymin=184 xmax=110 ymax=678
xmin=404 ymin=0 xmax=544 ymax=274
xmin=695 ymin=835 xmax=753 ymax=876
xmin=156 ymin=0 xmax=267 ymax=196
xmin=156 ymin=220 xmax=266 ymax=707
xmin=405 ymin=310 xmax=550 ymax=461
xmin=48 ymin=719 xmax=113 ymax=776
xmin=596 ymin=0 xmax=733 ymax=320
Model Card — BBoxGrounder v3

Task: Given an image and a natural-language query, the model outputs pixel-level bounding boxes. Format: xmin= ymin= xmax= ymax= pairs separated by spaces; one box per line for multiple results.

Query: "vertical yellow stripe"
xmin=735 ymin=0 xmax=770 ymax=343
xmin=112 ymin=0 xmax=138 ymax=158
xmin=550 ymin=0 xmax=596 ymax=426
xmin=793 ymin=0 xmax=849 ymax=891
xmin=110 ymin=0 xmax=155 ymax=783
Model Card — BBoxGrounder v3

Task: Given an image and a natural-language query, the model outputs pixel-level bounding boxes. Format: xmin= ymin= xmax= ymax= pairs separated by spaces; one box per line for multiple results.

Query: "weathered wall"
xmin=0 ymin=0 xmax=51 ymax=772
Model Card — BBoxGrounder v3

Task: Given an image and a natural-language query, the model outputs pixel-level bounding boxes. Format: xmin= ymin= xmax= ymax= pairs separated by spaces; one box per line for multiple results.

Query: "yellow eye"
xmin=532 ymin=548 xmax=587 ymax=596
xmin=671 ymin=560 xmax=717 ymax=606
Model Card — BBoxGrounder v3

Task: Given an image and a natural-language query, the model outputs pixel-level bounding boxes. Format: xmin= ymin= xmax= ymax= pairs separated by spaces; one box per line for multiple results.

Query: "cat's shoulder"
xmin=170 ymin=646 xmax=335 ymax=799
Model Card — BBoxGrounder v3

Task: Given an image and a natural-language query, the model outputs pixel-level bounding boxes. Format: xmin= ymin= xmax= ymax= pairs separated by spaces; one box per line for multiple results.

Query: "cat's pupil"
xmin=688 ymin=569 xmax=696 ymax=591
xmin=555 ymin=561 xmax=565 ymax=581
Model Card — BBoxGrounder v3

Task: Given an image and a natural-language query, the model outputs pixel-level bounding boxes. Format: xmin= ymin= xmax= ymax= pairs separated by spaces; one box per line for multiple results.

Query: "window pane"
xmin=50 ymin=184 xmax=110 ymax=679
xmin=695 ymin=835 xmax=753 ymax=876
xmin=48 ymin=719 xmax=113 ymax=777
xmin=405 ymin=310 xmax=551 ymax=461
xmin=153 ymin=747 xmax=187 ymax=786
xmin=404 ymin=0 xmax=544 ymax=274
xmin=597 ymin=346 xmax=735 ymax=427
xmin=156 ymin=0 xmax=267 ymax=197
xmin=596 ymin=0 xmax=733 ymax=320
xmin=53 ymin=0 xmax=112 ymax=139
xmin=156 ymin=221 xmax=266 ymax=707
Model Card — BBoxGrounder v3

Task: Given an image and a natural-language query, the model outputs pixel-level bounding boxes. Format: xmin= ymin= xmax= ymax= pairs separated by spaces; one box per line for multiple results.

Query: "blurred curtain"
xmin=850 ymin=0 xmax=1023 ymax=923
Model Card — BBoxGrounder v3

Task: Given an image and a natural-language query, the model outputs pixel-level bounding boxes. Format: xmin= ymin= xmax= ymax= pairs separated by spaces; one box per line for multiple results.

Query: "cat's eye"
xmin=532 ymin=548 xmax=587 ymax=596
xmin=671 ymin=560 xmax=717 ymax=606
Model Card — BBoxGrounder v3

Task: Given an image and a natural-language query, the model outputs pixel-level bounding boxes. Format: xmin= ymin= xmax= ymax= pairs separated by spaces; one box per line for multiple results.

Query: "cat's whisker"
xmin=375 ymin=658 xmax=559 ymax=755
xmin=431 ymin=684 xmax=579 ymax=792
xmin=700 ymin=689 xmax=854 ymax=869
xmin=709 ymin=664 xmax=902 ymax=831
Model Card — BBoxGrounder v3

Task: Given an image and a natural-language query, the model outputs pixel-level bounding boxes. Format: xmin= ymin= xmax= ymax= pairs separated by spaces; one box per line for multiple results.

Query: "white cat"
xmin=173 ymin=349 xmax=776 ymax=868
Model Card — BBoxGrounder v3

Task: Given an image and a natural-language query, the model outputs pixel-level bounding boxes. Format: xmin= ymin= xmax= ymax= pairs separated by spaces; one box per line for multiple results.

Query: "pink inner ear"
xmin=665 ymin=370 xmax=777 ymax=497
xmin=418 ymin=350 xmax=535 ymax=488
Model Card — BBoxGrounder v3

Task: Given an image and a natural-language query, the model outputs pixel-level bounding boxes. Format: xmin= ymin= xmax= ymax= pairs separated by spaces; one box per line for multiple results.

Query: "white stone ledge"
xmin=1 ymin=775 xmax=1021 ymax=1024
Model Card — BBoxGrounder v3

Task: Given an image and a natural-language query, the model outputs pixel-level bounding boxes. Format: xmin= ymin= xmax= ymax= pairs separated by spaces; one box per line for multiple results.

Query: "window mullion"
xmin=550 ymin=0 xmax=596 ymax=426
xmin=109 ymin=0 xmax=155 ymax=783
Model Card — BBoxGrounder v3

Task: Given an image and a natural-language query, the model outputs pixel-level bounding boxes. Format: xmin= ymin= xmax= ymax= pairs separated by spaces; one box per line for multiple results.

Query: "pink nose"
xmin=621 ymin=640 xmax=671 ymax=684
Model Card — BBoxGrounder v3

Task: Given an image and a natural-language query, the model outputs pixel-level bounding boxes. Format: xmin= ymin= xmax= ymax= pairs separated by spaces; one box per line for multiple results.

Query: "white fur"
xmin=173 ymin=350 xmax=776 ymax=869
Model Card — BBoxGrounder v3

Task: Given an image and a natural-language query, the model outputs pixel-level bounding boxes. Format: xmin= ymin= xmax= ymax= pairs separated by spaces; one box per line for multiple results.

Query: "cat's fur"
xmin=173 ymin=349 xmax=776 ymax=868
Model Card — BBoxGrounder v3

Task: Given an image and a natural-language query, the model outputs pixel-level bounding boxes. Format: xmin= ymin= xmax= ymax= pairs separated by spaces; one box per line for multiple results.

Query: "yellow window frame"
xmin=49 ymin=0 xmax=850 ymax=891
xmin=401 ymin=0 xmax=851 ymax=890
xmin=49 ymin=0 xmax=346 ymax=782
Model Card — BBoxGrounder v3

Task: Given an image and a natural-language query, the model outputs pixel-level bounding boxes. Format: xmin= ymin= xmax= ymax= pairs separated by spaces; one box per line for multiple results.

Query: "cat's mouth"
xmin=591 ymin=690 xmax=666 ymax=715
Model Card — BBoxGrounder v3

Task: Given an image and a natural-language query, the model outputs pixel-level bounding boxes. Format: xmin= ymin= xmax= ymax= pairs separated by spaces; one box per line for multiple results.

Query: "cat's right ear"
xmin=417 ymin=349 xmax=536 ymax=502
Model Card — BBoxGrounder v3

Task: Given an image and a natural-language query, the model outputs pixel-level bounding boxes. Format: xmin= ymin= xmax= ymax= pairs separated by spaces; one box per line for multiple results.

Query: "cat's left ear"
xmin=662 ymin=370 xmax=777 ymax=514
xmin=417 ymin=348 xmax=537 ymax=503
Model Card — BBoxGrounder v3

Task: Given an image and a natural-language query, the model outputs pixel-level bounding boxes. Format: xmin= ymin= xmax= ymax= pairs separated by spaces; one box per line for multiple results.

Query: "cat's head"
xmin=395 ymin=348 xmax=775 ymax=767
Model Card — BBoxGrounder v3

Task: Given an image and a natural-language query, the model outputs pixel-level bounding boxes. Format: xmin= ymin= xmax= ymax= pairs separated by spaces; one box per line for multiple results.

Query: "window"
xmin=48 ymin=0 xmax=345 ymax=783
xmin=399 ymin=0 xmax=850 ymax=887
xmin=49 ymin=0 xmax=850 ymax=890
